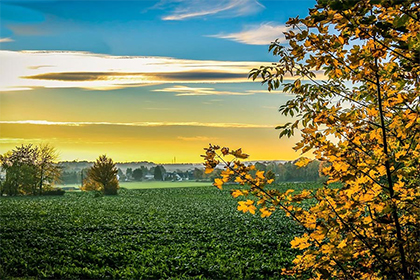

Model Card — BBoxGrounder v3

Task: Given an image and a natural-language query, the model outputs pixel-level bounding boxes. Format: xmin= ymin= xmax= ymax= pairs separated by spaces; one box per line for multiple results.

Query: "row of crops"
xmin=0 ymin=183 xmax=317 ymax=279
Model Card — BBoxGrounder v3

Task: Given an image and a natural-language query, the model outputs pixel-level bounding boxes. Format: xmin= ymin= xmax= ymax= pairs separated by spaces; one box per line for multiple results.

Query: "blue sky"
xmin=1 ymin=0 xmax=313 ymax=59
xmin=0 ymin=0 xmax=316 ymax=162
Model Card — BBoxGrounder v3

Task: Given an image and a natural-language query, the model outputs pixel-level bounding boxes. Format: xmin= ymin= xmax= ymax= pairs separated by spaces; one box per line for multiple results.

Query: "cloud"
xmin=0 ymin=50 xmax=269 ymax=91
xmin=0 ymin=138 xmax=44 ymax=144
xmin=161 ymin=0 xmax=264 ymax=20
xmin=0 ymin=120 xmax=273 ymax=128
xmin=208 ymin=23 xmax=289 ymax=45
xmin=0 ymin=37 xmax=14 ymax=43
xmin=153 ymin=85 xmax=253 ymax=96
xmin=246 ymin=89 xmax=292 ymax=95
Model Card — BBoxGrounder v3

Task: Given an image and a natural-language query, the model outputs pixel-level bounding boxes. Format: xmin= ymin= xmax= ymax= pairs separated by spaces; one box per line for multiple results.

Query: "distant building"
xmin=144 ymin=174 xmax=154 ymax=180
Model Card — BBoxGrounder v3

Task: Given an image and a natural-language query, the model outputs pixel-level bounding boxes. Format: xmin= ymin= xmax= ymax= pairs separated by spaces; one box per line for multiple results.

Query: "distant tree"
xmin=132 ymin=168 xmax=143 ymax=181
xmin=0 ymin=144 xmax=61 ymax=195
xmin=276 ymin=160 xmax=321 ymax=182
xmin=254 ymin=162 xmax=267 ymax=172
xmin=37 ymin=144 xmax=61 ymax=194
xmin=83 ymin=155 xmax=119 ymax=195
xmin=126 ymin=168 xmax=133 ymax=180
xmin=60 ymin=171 xmax=79 ymax=184
xmin=266 ymin=162 xmax=280 ymax=175
xmin=117 ymin=168 xmax=126 ymax=181
xmin=193 ymin=168 xmax=204 ymax=180
xmin=140 ymin=166 xmax=148 ymax=175
xmin=154 ymin=165 xmax=165 ymax=181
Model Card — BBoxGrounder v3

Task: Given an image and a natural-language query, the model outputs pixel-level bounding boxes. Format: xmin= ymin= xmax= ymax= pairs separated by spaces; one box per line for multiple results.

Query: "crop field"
xmin=0 ymin=183 xmax=319 ymax=279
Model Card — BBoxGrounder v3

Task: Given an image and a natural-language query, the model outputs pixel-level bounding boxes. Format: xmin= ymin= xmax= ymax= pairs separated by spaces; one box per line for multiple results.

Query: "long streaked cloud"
xmin=160 ymin=0 xmax=264 ymax=20
xmin=0 ymin=37 xmax=14 ymax=43
xmin=153 ymin=85 xmax=254 ymax=96
xmin=0 ymin=50 xmax=270 ymax=91
xmin=0 ymin=120 xmax=274 ymax=128
xmin=0 ymin=138 xmax=44 ymax=144
xmin=153 ymin=86 xmax=291 ymax=96
xmin=208 ymin=23 xmax=289 ymax=45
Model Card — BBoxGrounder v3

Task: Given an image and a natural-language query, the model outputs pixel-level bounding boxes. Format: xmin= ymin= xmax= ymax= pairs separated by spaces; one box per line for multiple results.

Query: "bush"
xmin=41 ymin=188 xmax=65 ymax=196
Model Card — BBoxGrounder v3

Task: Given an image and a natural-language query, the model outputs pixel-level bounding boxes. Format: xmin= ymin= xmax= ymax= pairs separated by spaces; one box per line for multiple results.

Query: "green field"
xmin=57 ymin=181 xmax=212 ymax=190
xmin=0 ymin=183 xmax=317 ymax=279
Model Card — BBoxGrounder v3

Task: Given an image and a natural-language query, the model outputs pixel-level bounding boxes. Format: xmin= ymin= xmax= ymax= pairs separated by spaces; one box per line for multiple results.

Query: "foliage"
xmin=126 ymin=167 xmax=133 ymax=180
xmin=132 ymin=168 xmax=143 ymax=181
xmin=60 ymin=171 xmax=80 ymax=184
xmin=0 ymin=144 xmax=61 ymax=196
xmin=153 ymin=165 xmax=166 ymax=181
xmin=37 ymin=144 xmax=61 ymax=194
xmin=82 ymin=155 xmax=119 ymax=195
xmin=117 ymin=168 xmax=126 ymax=182
xmin=204 ymin=0 xmax=420 ymax=278
xmin=277 ymin=160 xmax=322 ymax=182
xmin=0 ymin=185 xmax=317 ymax=279
xmin=41 ymin=188 xmax=65 ymax=196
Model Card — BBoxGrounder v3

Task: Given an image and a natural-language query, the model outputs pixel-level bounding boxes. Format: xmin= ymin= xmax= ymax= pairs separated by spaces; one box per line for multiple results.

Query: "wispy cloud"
xmin=0 ymin=138 xmax=44 ymax=144
xmin=208 ymin=23 xmax=289 ymax=45
xmin=161 ymin=0 xmax=264 ymax=20
xmin=246 ymin=89 xmax=292 ymax=95
xmin=153 ymin=85 xmax=253 ymax=96
xmin=0 ymin=120 xmax=273 ymax=128
xmin=0 ymin=37 xmax=14 ymax=43
xmin=0 ymin=50 xmax=269 ymax=91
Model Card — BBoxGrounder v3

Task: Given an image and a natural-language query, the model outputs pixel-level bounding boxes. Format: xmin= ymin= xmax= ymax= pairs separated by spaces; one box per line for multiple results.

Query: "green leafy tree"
xmin=132 ymin=168 xmax=143 ymax=181
xmin=117 ymin=168 xmax=126 ymax=182
xmin=153 ymin=165 xmax=165 ymax=181
xmin=204 ymin=0 xmax=419 ymax=279
xmin=126 ymin=168 xmax=133 ymax=180
xmin=37 ymin=143 xmax=61 ymax=194
xmin=193 ymin=168 xmax=204 ymax=180
xmin=83 ymin=155 xmax=119 ymax=195
xmin=0 ymin=144 xmax=61 ymax=195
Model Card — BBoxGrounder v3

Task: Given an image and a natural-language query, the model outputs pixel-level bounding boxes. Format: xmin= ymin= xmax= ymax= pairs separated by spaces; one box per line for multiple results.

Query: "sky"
xmin=0 ymin=0 xmax=316 ymax=163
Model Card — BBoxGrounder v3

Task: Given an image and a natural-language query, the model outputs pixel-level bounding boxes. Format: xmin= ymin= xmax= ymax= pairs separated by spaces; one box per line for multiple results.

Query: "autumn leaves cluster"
xmin=204 ymin=0 xmax=419 ymax=279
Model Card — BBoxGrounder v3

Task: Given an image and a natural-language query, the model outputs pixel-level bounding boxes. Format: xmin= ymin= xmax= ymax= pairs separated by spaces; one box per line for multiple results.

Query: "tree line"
xmin=1 ymin=144 xmax=324 ymax=196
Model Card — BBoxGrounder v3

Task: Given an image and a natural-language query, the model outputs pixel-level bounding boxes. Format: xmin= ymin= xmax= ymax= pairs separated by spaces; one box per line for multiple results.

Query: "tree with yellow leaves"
xmin=203 ymin=0 xmax=419 ymax=279
xmin=82 ymin=155 xmax=119 ymax=195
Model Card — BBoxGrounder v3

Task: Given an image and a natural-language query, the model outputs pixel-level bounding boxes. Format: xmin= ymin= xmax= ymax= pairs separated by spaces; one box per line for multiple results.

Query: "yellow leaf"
xmin=256 ymin=170 xmax=265 ymax=179
xmin=337 ymin=239 xmax=347 ymax=249
xmin=235 ymin=176 xmax=245 ymax=184
xmin=244 ymin=199 xmax=254 ymax=206
xmin=291 ymin=236 xmax=311 ymax=250
xmin=377 ymin=165 xmax=387 ymax=176
xmin=213 ymin=178 xmax=224 ymax=190
xmin=231 ymin=189 xmax=243 ymax=198
xmin=260 ymin=208 xmax=272 ymax=218
xmin=237 ymin=202 xmax=248 ymax=213
xmin=248 ymin=205 xmax=256 ymax=215
xmin=295 ymin=157 xmax=311 ymax=168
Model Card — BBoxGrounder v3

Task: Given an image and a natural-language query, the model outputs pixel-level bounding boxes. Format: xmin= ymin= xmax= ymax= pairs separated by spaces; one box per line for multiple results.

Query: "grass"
xmin=56 ymin=181 xmax=212 ymax=190
xmin=0 ymin=183 xmax=320 ymax=279
xmin=120 ymin=181 xmax=212 ymax=189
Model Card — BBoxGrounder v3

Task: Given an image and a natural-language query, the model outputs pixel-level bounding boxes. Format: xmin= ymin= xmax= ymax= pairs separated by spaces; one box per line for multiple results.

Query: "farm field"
xmin=0 ymin=183 xmax=319 ymax=279
xmin=57 ymin=181 xmax=212 ymax=190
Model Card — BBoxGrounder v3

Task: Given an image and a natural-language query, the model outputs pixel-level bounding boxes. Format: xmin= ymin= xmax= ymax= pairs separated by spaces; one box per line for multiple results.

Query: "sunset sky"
xmin=0 ymin=0 xmax=315 ymax=163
